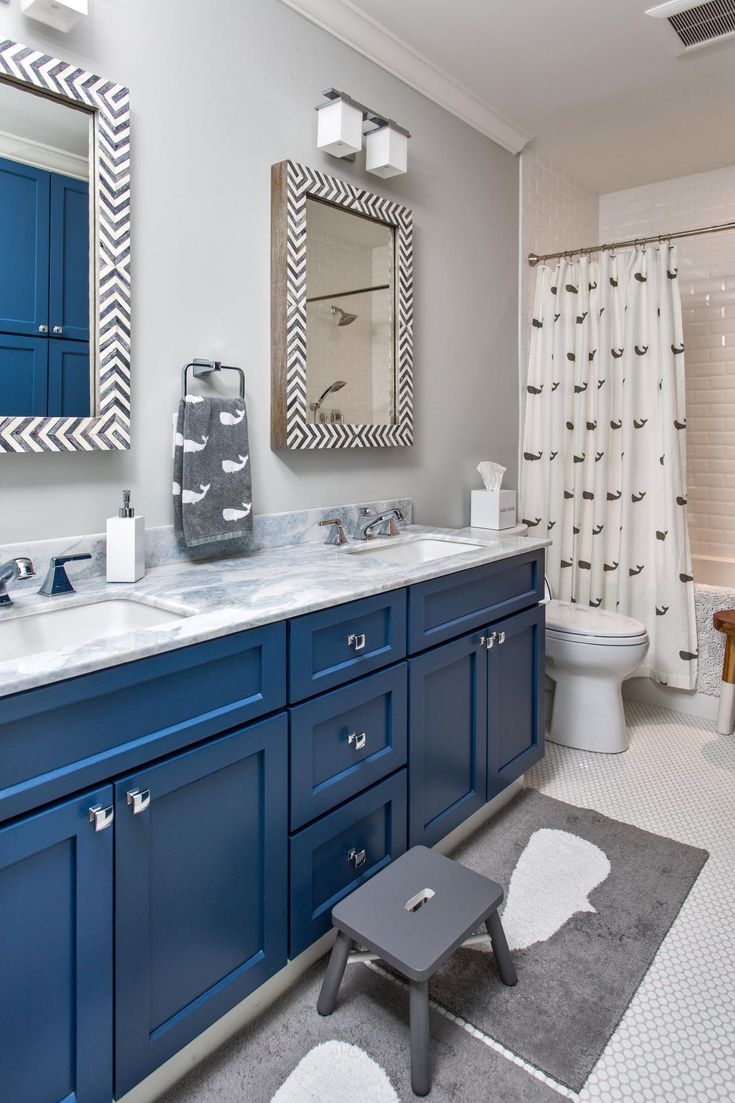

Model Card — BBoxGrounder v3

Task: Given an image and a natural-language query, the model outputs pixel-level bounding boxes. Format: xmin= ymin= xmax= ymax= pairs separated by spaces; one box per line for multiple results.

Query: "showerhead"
xmin=310 ymin=379 xmax=347 ymax=418
xmin=330 ymin=305 xmax=358 ymax=327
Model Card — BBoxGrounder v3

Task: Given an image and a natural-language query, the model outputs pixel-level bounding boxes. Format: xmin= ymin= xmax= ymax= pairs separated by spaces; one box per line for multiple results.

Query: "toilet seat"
xmin=546 ymin=599 xmax=648 ymax=647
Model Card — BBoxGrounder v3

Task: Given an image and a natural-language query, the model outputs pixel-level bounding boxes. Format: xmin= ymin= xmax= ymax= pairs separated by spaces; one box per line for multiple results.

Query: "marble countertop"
xmin=0 ymin=525 xmax=549 ymax=699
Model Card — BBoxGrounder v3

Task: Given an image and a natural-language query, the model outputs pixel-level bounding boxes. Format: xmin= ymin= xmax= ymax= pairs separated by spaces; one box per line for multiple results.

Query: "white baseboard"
xmin=120 ymin=779 xmax=523 ymax=1103
xmin=622 ymin=676 xmax=719 ymax=722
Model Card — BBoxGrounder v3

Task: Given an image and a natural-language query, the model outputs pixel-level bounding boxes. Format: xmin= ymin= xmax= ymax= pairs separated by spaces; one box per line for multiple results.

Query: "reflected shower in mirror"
xmin=305 ymin=196 xmax=395 ymax=426
xmin=0 ymin=78 xmax=92 ymax=419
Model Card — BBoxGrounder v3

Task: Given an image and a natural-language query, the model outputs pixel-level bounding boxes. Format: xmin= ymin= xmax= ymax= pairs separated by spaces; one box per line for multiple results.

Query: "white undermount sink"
xmin=348 ymin=537 xmax=485 ymax=567
xmin=1 ymin=597 xmax=191 ymax=664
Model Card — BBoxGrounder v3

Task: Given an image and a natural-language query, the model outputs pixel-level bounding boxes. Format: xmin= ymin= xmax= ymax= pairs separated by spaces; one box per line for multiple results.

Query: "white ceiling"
xmin=285 ymin=0 xmax=735 ymax=193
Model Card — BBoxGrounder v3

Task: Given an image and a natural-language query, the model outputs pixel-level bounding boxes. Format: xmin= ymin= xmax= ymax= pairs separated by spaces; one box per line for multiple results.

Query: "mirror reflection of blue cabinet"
xmin=0 ymin=155 xmax=89 ymax=417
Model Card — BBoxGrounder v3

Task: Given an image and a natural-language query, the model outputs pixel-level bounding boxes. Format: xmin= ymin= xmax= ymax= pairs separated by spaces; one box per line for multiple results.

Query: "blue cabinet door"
xmin=0 ymin=156 xmax=50 ymax=337
xmin=114 ymin=714 xmax=288 ymax=1096
xmin=0 ymin=332 xmax=48 ymax=416
xmin=0 ymin=784 xmax=113 ymax=1103
xmin=48 ymin=339 xmax=90 ymax=416
xmin=49 ymin=173 xmax=90 ymax=341
xmin=487 ymin=604 xmax=545 ymax=798
xmin=408 ymin=631 xmax=488 ymax=847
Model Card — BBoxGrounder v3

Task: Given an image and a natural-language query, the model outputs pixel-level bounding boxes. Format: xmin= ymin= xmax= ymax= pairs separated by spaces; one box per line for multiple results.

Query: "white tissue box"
xmin=471 ymin=490 xmax=517 ymax=530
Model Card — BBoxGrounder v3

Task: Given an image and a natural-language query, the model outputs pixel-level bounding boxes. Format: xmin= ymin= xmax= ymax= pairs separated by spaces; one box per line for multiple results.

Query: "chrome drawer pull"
xmin=89 ymin=805 xmax=114 ymax=832
xmin=347 ymin=633 xmax=366 ymax=652
xmin=481 ymin=632 xmax=497 ymax=650
xmin=348 ymin=847 xmax=366 ymax=869
xmin=497 ymin=631 xmax=506 ymax=645
xmin=348 ymin=731 xmax=367 ymax=751
xmin=126 ymin=788 xmax=151 ymax=815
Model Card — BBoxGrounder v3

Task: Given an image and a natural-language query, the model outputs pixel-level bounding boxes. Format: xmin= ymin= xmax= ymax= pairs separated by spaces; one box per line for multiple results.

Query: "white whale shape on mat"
xmin=222 ymin=502 xmax=252 ymax=521
xmin=183 ymin=394 xmax=204 ymax=404
xmin=222 ymin=454 xmax=249 ymax=473
xmin=271 ymin=1040 xmax=399 ymax=1103
xmin=220 ymin=408 xmax=245 ymax=426
xmin=470 ymin=828 xmax=611 ymax=953
xmin=182 ymin=483 xmax=211 ymax=505
xmin=174 ymin=431 xmax=209 ymax=453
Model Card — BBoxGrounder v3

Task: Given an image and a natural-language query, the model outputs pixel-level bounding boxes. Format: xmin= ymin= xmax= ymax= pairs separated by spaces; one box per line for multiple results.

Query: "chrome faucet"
xmin=355 ymin=507 xmax=406 ymax=541
xmin=319 ymin=518 xmax=348 ymax=545
xmin=0 ymin=557 xmax=35 ymax=607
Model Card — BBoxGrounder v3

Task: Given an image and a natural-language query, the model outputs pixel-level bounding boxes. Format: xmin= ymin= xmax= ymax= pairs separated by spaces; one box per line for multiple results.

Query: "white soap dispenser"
xmin=106 ymin=489 xmax=145 ymax=583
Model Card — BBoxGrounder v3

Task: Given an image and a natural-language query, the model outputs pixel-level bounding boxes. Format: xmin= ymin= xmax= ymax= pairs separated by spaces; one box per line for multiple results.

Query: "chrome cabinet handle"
xmin=38 ymin=324 xmax=48 ymax=333
xmin=497 ymin=631 xmax=506 ymax=645
xmin=53 ymin=325 xmax=63 ymax=334
xmin=481 ymin=632 xmax=497 ymax=650
xmin=89 ymin=805 xmax=114 ymax=832
xmin=126 ymin=788 xmax=151 ymax=815
xmin=348 ymin=731 xmax=367 ymax=751
xmin=348 ymin=847 xmax=366 ymax=869
xmin=347 ymin=633 xmax=366 ymax=652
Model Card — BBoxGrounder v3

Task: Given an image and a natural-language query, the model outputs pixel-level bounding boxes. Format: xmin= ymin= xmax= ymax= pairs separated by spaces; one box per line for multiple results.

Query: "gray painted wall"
xmin=0 ymin=0 xmax=519 ymax=543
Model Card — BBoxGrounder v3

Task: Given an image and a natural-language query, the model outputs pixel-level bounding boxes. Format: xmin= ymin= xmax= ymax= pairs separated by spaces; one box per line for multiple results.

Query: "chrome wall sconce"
xmin=316 ymin=88 xmax=410 ymax=178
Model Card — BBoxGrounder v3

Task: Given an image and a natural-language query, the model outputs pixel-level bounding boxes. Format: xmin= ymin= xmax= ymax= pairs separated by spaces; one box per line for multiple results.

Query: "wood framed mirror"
xmin=271 ymin=161 xmax=413 ymax=449
xmin=0 ymin=40 xmax=130 ymax=453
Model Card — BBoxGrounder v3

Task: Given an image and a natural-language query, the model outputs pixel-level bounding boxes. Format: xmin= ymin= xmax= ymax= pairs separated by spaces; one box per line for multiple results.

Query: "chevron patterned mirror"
xmin=271 ymin=161 xmax=413 ymax=449
xmin=0 ymin=40 xmax=130 ymax=454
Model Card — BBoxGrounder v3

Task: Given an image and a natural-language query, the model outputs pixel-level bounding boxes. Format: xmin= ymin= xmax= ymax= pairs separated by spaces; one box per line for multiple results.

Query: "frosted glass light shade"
xmin=365 ymin=125 xmax=408 ymax=178
xmin=316 ymin=98 xmax=364 ymax=158
xmin=21 ymin=0 xmax=88 ymax=32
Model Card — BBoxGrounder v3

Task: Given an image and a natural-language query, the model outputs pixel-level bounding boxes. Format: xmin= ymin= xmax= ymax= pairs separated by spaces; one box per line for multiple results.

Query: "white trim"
xmin=622 ymin=676 xmax=719 ymax=722
xmin=0 ymin=127 xmax=89 ymax=179
xmin=278 ymin=0 xmax=532 ymax=155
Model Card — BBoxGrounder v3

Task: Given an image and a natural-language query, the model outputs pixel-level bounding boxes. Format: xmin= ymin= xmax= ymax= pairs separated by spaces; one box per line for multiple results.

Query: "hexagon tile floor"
xmin=519 ymin=699 xmax=735 ymax=1102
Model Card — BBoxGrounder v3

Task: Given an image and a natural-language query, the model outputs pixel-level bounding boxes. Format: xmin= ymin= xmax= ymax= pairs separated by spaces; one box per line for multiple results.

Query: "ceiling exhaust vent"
xmin=646 ymin=0 xmax=735 ymax=50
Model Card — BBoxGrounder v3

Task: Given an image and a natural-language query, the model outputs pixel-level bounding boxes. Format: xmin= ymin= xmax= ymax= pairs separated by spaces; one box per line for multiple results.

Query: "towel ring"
xmin=182 ymin=358 xmax=245 ymax=400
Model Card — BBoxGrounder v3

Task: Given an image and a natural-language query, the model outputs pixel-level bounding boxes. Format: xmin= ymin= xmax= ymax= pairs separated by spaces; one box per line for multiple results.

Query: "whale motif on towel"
xmin=174 ymin=431 xmax=209 ymax=453
xmin=223 ymin=502 xmax=252 ymax=521
xmin=222 ymin=454 xmax=249 ymax=474
xmin=469 ymin=828 xmax=611 ymax=953
xmin=220 ymin=408 xmax=245 ymax=426
xmin=182 ymin=483 xmax=211 ymax=504
xmin=172 ymin=481 xmax=181 ymax=496
xmin=183 ymin=394 xmax=204 ymax=404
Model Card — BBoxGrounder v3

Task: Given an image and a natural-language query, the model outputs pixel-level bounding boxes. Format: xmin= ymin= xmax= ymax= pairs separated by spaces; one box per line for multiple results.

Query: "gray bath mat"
xmin=423 ymin=788 xmax=708 ymax=1091
xmin=161 ymin=963 xmax=563 ymax=1103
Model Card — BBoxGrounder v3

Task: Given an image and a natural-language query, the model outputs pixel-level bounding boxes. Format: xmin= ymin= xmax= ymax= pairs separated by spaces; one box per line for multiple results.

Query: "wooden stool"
xmin=316 ymin=845 xmax=516 ymax=1097
xmin=713 ymin=610 xmax=735 ymax=735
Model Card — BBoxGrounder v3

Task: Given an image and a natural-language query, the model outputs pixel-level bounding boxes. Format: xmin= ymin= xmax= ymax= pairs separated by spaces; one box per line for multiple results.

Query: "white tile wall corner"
xmin=518 ymin=150 xmax=599 ymax=476
xmin=600 ymin=165 xmax=735 ymax=560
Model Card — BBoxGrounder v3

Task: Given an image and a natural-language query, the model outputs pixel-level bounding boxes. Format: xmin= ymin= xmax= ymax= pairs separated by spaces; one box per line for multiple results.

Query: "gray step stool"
xmin=317 ymin=845 xmax=517 ymax=1096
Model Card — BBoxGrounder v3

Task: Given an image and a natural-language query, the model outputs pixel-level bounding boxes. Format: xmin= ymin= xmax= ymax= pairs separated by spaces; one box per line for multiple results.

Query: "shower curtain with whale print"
xmin=521 ymin=245 xmax=697 ymax=690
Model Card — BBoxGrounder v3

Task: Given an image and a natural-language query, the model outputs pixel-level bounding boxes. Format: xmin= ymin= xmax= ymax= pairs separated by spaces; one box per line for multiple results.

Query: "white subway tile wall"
xmin=600 ymin=166 xmax=735 ymax=560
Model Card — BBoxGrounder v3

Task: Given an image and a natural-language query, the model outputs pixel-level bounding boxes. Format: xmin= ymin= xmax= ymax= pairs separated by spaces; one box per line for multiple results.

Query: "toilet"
xmin=544 ymin=580 xmax=649 ymax=754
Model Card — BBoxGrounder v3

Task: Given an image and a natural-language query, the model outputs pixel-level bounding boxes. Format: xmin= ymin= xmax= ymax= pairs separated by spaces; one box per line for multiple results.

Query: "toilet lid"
xmin=546 ymin=599 xmax=647 ymax=641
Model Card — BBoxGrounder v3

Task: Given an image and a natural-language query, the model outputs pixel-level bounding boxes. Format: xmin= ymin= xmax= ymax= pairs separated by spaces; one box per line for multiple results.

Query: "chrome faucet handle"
xmin=319 ymin=518 xmax=347 ymax=546
xmin=38 ymin=553 xmax=92 ymax=596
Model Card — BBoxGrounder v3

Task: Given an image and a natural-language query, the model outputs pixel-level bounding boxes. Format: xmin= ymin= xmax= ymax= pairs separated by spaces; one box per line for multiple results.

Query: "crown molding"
xmin=279 ymin=0 xmax=532 ymax=155
xmin=0 ymin=128 xmax=89 ymax=179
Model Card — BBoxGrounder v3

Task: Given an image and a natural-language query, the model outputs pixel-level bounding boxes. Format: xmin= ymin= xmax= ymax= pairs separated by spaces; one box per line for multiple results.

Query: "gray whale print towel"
xmin=173 ymin=395 xmax=252 ymax=556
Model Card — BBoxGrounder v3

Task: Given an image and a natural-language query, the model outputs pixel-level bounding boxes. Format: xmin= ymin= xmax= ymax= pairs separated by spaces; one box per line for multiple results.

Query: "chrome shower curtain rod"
xmin=527 ymin=217 xmax=735 ymax=267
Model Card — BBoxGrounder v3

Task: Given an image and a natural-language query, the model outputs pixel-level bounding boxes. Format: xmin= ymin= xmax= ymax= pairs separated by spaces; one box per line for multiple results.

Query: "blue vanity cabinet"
xmin=114 ymin=713 xmax=288 ymax=1097
xmin=0 ymin=784 xmax=113 ymax=1103
xmin=0 ymin=332 xmax=48 ymax=416
xmin=49 ymin=173 xmax=90 ymax=341
xmin=0 ymin=155 xmax=50 ymax=337
xmin=408 ymin=632 xmax=488 ymax=847
xmin=48 ymin=339 xmax=90 ymax=416
xmin=487 ymin=604 xmax=545 ymax=798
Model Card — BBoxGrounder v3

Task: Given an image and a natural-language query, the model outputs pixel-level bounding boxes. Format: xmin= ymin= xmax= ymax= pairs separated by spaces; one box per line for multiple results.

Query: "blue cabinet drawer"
xmin=289 ymin=770 xmax=407 ymax=957
xmin=408 ymin=550 xmax=544 ymax=653
xmin=290 ymin=663 xmax=407 ymax=829
xmin=0 ymin=622 xmax=286 ymax=825
xmin=288 ymin=589 xmax=406 ymax=703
